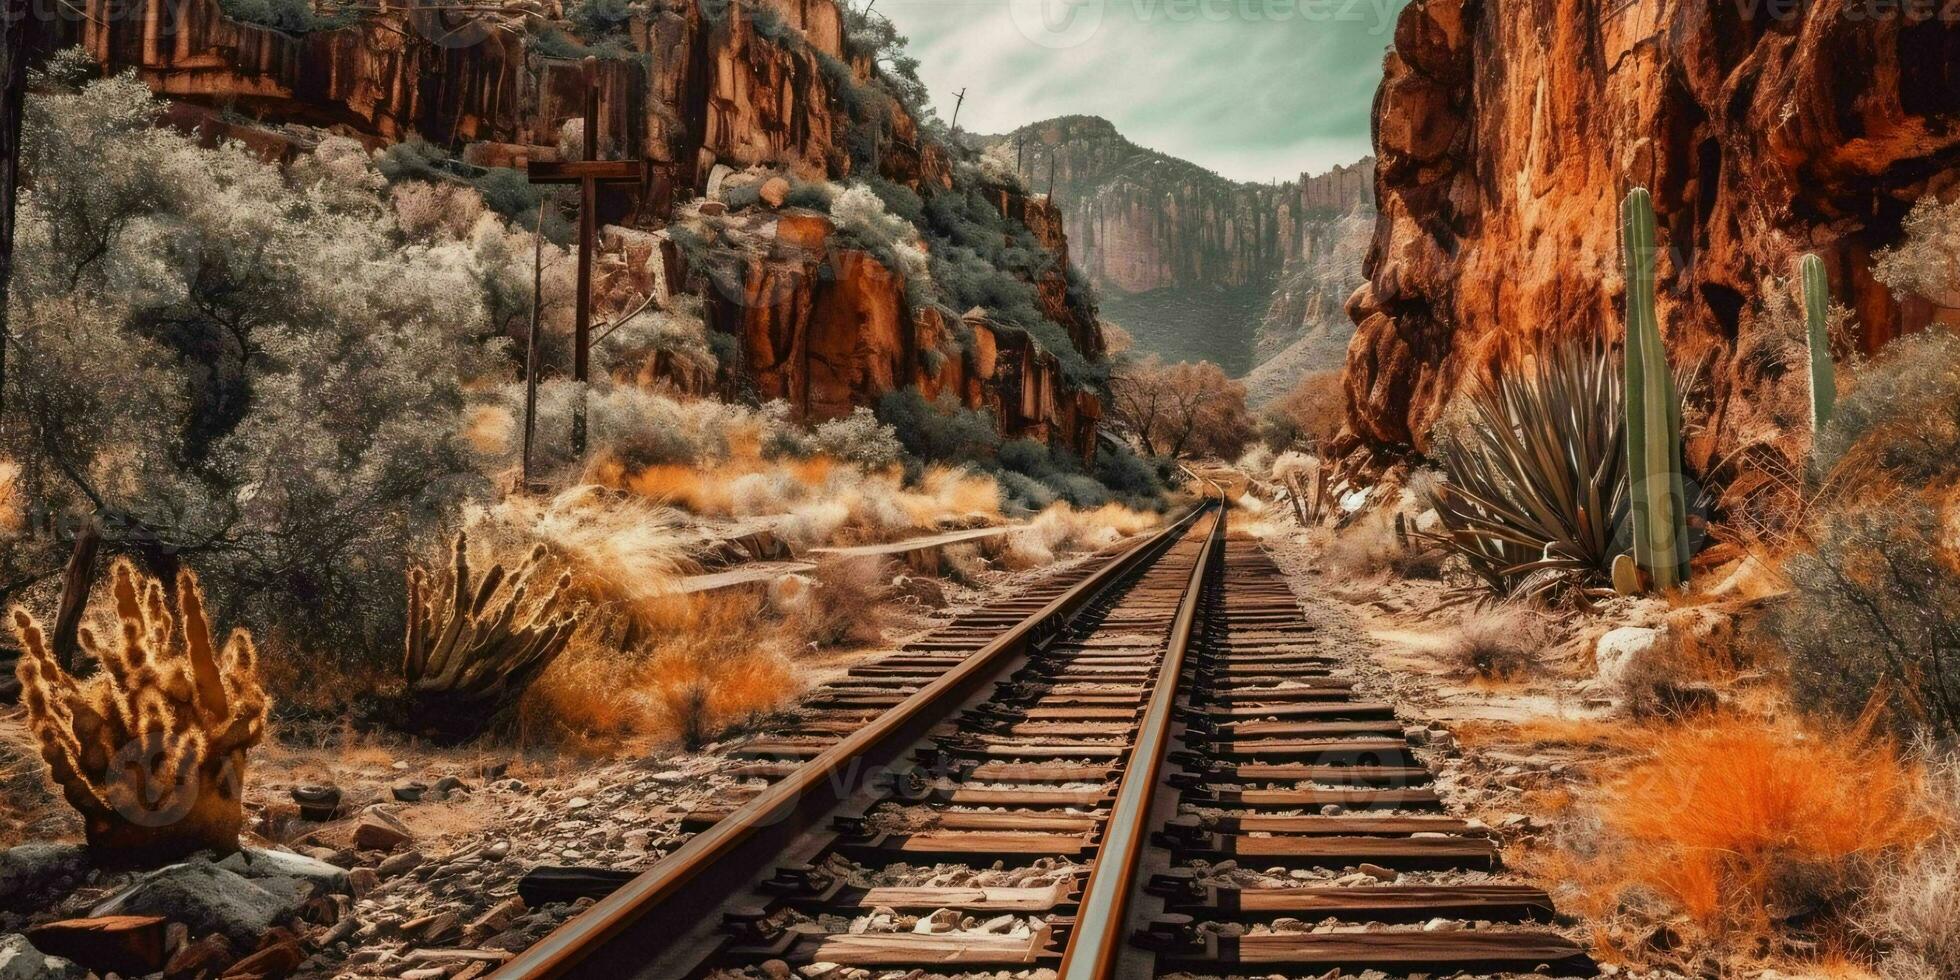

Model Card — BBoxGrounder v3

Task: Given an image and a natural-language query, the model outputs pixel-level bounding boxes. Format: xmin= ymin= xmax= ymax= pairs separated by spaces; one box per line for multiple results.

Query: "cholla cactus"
xmin=400 ymin=532 xmax=579 ymax=743
xmin=12 ymin=561 xmax=268 ymax=867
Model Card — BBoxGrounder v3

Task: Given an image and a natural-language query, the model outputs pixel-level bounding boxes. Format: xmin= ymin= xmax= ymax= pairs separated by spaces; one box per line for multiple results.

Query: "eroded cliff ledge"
xmin=1346 ymin=0 xmax=1960 ymax=484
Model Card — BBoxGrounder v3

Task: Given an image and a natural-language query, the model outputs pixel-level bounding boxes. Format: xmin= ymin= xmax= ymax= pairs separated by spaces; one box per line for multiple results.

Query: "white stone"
xmin=1595 ymin=625 xmax=1667 ymax=689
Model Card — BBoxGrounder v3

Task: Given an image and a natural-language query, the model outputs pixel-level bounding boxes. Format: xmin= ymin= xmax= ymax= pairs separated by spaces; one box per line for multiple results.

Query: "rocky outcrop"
xmin=989 ymin=116 xmax=1372 ymax=378
xmin=1347 ymin=0 xmax=1960 ymax=481
xmin=697 ymin=192 xmax=1101 ymax=456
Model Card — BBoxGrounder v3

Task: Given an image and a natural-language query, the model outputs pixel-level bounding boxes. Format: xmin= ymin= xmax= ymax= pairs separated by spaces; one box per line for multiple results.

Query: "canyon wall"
xmin=55 ymin=0 xmax=1106 ymax=455
xmin=991 ymin=116 xmax=1374 ymax=384
xmin=1347 ymin=0 xmax=1960 ymax=484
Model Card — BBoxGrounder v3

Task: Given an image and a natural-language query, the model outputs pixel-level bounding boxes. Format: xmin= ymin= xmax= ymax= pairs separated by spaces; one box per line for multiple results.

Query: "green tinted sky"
xmin=878 ymin=0 xmax=1407 ymax=182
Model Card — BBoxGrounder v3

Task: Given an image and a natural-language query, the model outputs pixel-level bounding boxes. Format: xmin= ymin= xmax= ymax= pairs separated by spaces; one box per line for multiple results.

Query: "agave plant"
xmin=1429 ymin=342 xmax=1631 ymax=603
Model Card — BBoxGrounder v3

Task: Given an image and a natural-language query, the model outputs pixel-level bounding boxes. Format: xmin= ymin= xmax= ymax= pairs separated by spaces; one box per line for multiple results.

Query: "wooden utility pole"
xmin=949 ymin=87 xmax=967 ymax=133
xmin=0 ymin=0 xmax=39 ymax=413
xmin=526 ymin=57 xmax=643 ymax=457
xmin=1015 ymin=136 xmax=1026 ymax=177
xmin=522 ymin=198 xmax=546 ymax=487
xmin=1046 ymin=152 xmax=1057 ymax=198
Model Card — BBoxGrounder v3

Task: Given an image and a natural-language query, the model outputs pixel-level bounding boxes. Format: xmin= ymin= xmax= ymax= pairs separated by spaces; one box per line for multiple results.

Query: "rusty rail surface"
xmin=492 ymin=501 xmax=1213 ymax=980
xmin=1057 ymin=497 xmax=1220 ymax=978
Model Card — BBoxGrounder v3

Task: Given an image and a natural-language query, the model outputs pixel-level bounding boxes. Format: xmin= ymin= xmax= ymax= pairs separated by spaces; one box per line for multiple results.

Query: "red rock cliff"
xmin=1347 ymin=0 xmax=1960 ymax=484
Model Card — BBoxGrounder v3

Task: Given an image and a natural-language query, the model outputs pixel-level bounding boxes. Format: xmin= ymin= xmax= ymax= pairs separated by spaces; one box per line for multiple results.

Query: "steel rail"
xmin=1058 ymin=504 xmax=1223 ymax=978
xmin=492 ymin=501 xmax=1211 ymax=980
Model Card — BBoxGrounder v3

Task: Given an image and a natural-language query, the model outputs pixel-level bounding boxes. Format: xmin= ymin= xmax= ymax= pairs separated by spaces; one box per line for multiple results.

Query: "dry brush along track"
xmin=493 ymin=509 xmax=1596 ymax=979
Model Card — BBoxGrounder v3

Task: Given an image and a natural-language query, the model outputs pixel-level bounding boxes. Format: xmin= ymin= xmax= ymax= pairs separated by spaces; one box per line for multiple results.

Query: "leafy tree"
xmin=1106 ymin=356 xmax=1253 ymax=460
xmin=0 ymin=73 xmax=504 ymax=671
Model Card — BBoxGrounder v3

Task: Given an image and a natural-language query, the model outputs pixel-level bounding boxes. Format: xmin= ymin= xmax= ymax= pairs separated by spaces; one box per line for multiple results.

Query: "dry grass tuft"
xmin=1579 ymin=714 xmax=1931 ymax=945
xmin=521 ymin=592 xmax=799 ymax=755
xmin=779 ymin=556 xmax=891 ymax=649
xmin=464 ymin=486 xmax=694 ymax=622
xmin=604 ymin=453 xmax=1002 ymax=549
xmin=1445 ymin=605 xmax=1546 ymax=681
xmin=1862 ymin=759 xmax=1960 ymax=980
xmin=1001 ymin=503 xmax=1160 ymax=569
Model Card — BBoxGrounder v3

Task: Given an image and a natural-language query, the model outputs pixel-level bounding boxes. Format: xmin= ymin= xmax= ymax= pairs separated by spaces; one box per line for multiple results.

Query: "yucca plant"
xmin=1429 ymin=341 xmax=1629 ymax=603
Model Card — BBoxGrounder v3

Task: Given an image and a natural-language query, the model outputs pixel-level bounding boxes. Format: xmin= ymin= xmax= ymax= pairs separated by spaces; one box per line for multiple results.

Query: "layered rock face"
xmin=59 ymin=0 xmax=1104 ymax=455
xmin=1347 ymin=0 xmax=1960 ymax=479
xmin=991 ymin=116 xmax=1373 ymax=380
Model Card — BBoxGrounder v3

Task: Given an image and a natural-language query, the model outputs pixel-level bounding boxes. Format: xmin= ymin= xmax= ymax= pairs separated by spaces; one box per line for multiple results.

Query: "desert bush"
xmin=1772 ymin=490 xmax=1960 ymax=739
xmin=1874 ymin=197 xmax=1960 ymax=309
xmin=1322 ymin=511 xmax=1402 ymax=579
xmin=1260 ymin=370 xmax=1346 ymax=452
xmin=12 ymin=561 xmax=268 ymax=866
xmin=1772 ymin=330 xmax=1960 ymax=740
xmin=781 ymin=556 xmax=890 ymax=648
xmin=806 ymin=408 xmax=906 ymax=469
xmin=1445 ymin=606 xmax=1544 ymax=680
xmin=876 ymin=389 xmax=1002 ymax=462
xmin=1577 ymin=715 xmax=1927 ymax=945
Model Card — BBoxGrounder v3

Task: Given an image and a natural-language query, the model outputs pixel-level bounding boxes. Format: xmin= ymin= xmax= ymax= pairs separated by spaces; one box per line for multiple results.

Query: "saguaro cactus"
xmin=1800 ymin=253 xmax=1837 ymax=432
xmin=400 ymin=532 xmax=579 ymax=743
xmin=1620 ymin=188 xmax=1691 ymax=591
xmin=12 ymin=561 xmax=269 ymax=867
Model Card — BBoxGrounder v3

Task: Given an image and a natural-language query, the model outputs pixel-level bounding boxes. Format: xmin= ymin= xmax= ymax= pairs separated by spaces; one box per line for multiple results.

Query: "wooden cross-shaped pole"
xmin=949 ymin=87 xmax=967 ymax=133
xmin=527 ymin=56 xmax=644 ymax=457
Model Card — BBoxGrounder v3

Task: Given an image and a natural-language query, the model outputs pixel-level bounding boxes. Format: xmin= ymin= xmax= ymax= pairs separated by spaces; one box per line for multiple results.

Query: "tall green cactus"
xmin=1800 ymin=253 xmax=1837 ymax=432
xmin=1620 ymin=188 xmax=1690 ymax=591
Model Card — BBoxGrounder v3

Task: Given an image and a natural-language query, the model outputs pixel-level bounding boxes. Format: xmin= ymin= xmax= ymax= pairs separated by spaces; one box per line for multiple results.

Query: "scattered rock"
xmin=0 ymin=935 xmax=87 ymax=980
xmin=352 ymin=806 xmax=415 ymax=851
xmin=24 ymin=916 xmax=168 ymax=976
xmin=0 ymin=845 xmax=89 ymax=913
xmin=376 ymin=850 xmax=424 ymax=879
xmin=1594 ymin=626 xmax=1666 ymax=689
xmin=391 ymin=780 xmax=430 ymax=803
xmin=758 ymin=176 xmax=791 ymax=207
xmin=219 ymin=938 xmax=303 ymax=979
xmin=93 ymin=861 xmax=301 ymax=948
xmin=162 ymin=933 xmax=235 ymax=979
xmin=1355 ymin=863 xmax=1397 ymax=882
xmin=216 ymin=848 xmax=351 ymax=897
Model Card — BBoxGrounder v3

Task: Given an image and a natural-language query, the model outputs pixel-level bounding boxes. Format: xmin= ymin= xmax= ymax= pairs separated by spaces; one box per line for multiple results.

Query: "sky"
xmin=877 ymin=0 xmax=1408 ymax=183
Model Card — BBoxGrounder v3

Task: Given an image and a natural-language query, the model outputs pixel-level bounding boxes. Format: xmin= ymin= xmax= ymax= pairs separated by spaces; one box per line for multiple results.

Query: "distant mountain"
xmin=979 ymin=116 xmax=1374 ymax=394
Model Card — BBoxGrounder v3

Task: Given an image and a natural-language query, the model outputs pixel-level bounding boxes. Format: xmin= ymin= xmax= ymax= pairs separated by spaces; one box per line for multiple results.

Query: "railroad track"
xmin=496 ymin=506 xmax=1596 ymax=979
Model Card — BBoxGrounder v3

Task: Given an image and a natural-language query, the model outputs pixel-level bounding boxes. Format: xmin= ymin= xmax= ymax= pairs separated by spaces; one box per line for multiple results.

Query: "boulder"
xmin=92 ymin=861 xmax=299 ymax=947
xmin=1594 ymin=626 xmax=1667 ymax=691
xmin=0 ymin=935 xmax=87 ymax=980
xmin=25 ymin=916 xmax=168 ymax=975
xmin=758 ymin=176 xmax=791 ymax=207
xmin=351 ymin=806 xmax=414 ymax=852
xmin=773 ymin=211 xmax=833 ymax=251
xmin=0 ymin=845 xmax=89 ymax=913
xmin=215 ymin=848 xmax=350 ymax=897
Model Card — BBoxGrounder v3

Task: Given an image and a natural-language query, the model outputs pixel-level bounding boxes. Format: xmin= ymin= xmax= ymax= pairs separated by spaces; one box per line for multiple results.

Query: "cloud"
xmin=878 ymin=0 xmax=1406 ymax=182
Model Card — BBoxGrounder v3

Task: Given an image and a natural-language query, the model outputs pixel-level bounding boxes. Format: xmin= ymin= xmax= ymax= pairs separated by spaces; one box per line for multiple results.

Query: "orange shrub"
xmin=1587 ymin=714 xmax=1931 ymax=938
